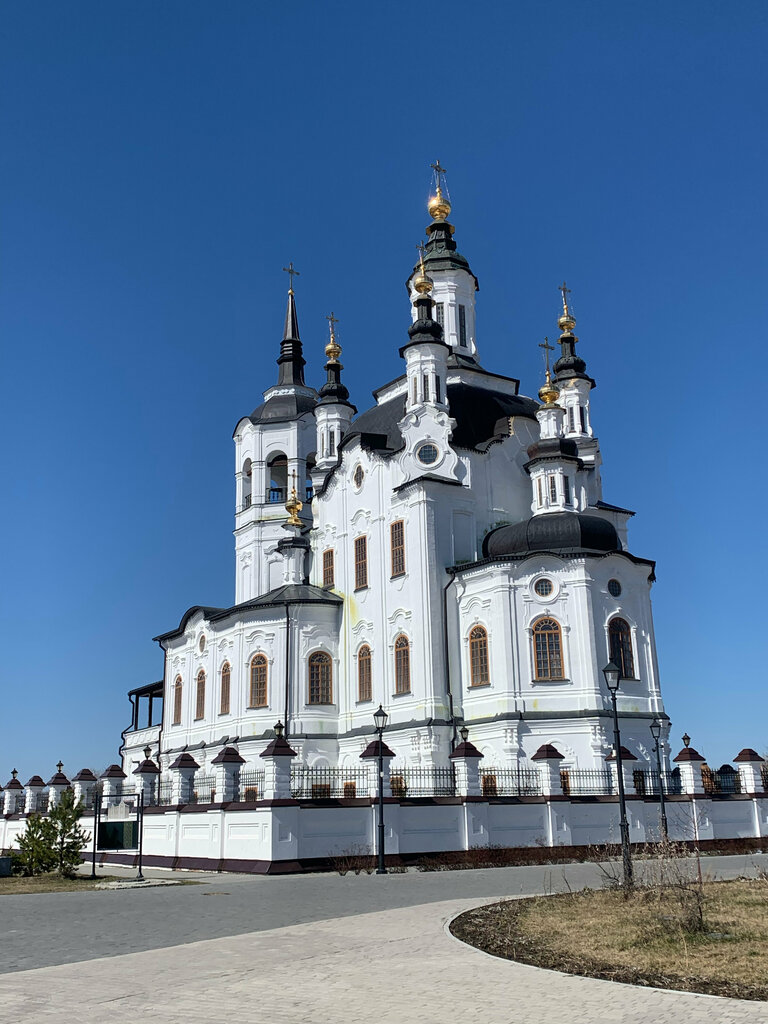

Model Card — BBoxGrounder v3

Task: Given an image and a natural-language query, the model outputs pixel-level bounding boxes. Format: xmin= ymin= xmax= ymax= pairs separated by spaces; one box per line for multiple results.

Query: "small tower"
xmin=525 ymin=340 xmax=584 ymax=515
xmin=553 ymin=283 xmax=594 ymax=438
xmin=407 ymin=161 xmax=480 ymax=362
xmin=552 ymin=284 xmax=602 ymax=503
xmin=397 ymin=245 xmax=459 ymax=484
xmin=314 ymin=313 xmax=357 ymax=475
xmin=233 ymin=266 xmax=318 ymax=602
xmin=277 ymin=474 xmax=310 ymax=586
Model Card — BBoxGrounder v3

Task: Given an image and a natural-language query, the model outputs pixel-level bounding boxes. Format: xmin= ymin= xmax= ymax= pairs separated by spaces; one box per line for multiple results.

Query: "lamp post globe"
xmin=373 ymin=704 xmax=388 ymax=734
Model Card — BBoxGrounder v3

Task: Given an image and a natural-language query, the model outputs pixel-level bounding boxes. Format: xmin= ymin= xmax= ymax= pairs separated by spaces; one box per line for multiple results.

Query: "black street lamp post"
xmin=603 ymin=661 xmax=633 ymax=889
xmin=373 ymin=704 xmax=388 ymax=875
xmin=649 ymin=717 xmax=668 ymax=841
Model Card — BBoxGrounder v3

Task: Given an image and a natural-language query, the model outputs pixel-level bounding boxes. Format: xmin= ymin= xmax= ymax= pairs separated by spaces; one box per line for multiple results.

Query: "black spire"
xmin=276 ymin=280 xmax=306 ymax=387
xmin=552 ymin=282 xmax=592 ymax=385
xmin=319 ymin=314 xmax=355 ymax=409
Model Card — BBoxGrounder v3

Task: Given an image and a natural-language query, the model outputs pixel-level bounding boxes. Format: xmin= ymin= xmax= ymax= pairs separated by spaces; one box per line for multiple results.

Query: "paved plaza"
xmin=0 ymin=855 xmax=766 ymax=1022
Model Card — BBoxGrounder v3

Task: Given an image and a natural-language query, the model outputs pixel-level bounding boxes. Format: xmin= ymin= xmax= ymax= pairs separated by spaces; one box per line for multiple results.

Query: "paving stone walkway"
xmin=1 ymin=897 xmax=765 ymax=1023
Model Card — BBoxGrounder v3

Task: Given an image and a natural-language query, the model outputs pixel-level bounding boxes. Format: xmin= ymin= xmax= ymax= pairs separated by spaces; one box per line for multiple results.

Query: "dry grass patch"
xmin=0 ymin=874 xmax=122 ymax=895
xmin=451 ymin=878 xmax=768 ymax=1001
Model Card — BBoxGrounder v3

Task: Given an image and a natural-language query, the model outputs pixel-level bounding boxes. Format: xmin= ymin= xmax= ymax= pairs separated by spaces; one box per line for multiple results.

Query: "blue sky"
xmin=1 ymin=1 xmax=766 ymax=780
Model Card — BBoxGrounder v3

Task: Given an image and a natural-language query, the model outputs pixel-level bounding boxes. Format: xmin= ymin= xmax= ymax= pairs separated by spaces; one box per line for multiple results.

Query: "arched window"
xmin=308 ymin=652 xmax=333 ymax=704
xmin=195 ymin=670 xmax=206 ymax=720
xmin=394 ymin=635 xmax=411 ymax=694
xmin=609 ymin=617 xmax=635 ymax=679
xmin=242 ymin=458 xmax=252 ymax=509
xmin=532 ymin=618 xmax=564 ymax=680
xmin=249 ymin=655 xmax=268 ymax=708
xmin=172 ymin=676 xmax=183 ymax=725
xmin=267 ymin=452 xmax=288 ymax=503
xmin=469 ymin=625 xmax=490 ymax=686
xmin=358 ymin=645 xmax=372 ymax=702
xmin=220 ymin=662 xmax=231 ymax=715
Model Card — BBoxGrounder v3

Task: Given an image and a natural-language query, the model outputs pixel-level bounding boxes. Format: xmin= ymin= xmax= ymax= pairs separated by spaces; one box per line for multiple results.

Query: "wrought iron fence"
xmin=560 ymin=769 xmax=614 ymax=796
xmin=190 ymin=774 xmax=217 ymax=804
xmin=480 ymin=768 xmax=542 ymax=797
xmin=157 ymin=780 xmax=175 ymax=805
xmin=290 ymin=767 xmax=368 ymax=799
xmin=703 ymin=767 xmax=742 ymax=795
xmin=389 ymin=766 xmax=456 ymax=798
xmin=236 ymin=770 xmax=265 ymax=802
xmin=632 ymin=769 xmax=682 ymax=796
xmin=31 ymin=792 xmax=49 ymax=814
xmin=762 ymin=763 xmax=768 ymax=790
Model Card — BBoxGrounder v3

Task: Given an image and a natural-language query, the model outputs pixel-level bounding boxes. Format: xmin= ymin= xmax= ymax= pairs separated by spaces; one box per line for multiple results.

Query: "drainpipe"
xmin=442 ymin=568 xmax=458 ymax=747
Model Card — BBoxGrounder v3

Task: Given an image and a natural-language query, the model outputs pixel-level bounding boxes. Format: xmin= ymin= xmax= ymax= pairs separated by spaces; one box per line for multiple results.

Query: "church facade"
xmin=121 ymin=173 xmax=667 ymax=785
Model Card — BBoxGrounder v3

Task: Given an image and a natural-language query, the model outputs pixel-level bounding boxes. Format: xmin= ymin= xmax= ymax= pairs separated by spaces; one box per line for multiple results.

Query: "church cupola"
xmin=277 ymin=476 xmax=310 ymax=585
xmin=401 ymin=247 xmax=450 ymax=414
xmin=553 ymin=283 xmax=595 ymax=439
xmin=276 ymin=262 xmax=306 ymax=386
xmin=407 ymin=161 xmax=480 ymax=362
xmin=397 ymin=246 xmax=460 ymax=484
xmin=525 ymin=341 xmax=584 ymax=515
xmin=314 ymin=313 xmax=357 ymax=471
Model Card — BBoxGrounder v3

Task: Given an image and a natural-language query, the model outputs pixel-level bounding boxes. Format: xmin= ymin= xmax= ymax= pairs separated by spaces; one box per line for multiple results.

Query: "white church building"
xmin=121 ymin=169 xmax=667 ymax=786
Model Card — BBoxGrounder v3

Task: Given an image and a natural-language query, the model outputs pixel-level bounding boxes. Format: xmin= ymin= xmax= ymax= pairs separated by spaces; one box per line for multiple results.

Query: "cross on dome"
xmin=282 ymin=261 xmax=300 ymax=295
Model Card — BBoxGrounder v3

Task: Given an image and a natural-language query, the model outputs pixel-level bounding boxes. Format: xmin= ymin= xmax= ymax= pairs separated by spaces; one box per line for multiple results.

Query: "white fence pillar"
xmin=606 ymin=745 xmax=638 ymax=793
xmin=72 ymin=768 xmax=98 ymax=808
xmin=532 ymin=743 xmax=565 ymax=797
xmin=211 ymin=746 xmax=246 ymax=802
xmin=46 ymin=765 xmax=71 ymax=809
xmin=169 ymin=753 xmax=199 ymax=804
xmin=734 ymin=748 xmax=765 ymax=794
xmin=449 ymin=732 xmax=484 ymax=797
xmin=673 ymin=744 xmax=706 ymax=795
xmin=259 ymin=724 xmax=296 ymax=800
xmin=360 ymin=737 xmax=395 ymax=799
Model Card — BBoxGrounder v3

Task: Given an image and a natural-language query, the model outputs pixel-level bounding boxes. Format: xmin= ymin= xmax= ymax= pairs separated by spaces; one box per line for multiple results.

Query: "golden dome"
xmin=428 ymin=186 xmax=451 ymax=222
xmin=558 ymin=312 xmax=576 ymax=335
xmin=285 ymin=487 xmax=303 ymax=527
xmin=413 ymin=267 xmax=434 ymax=295
xmin=325 ymin=338 xmax=341 ymax=361
xmin=538 ymin=372 xmax=560 ymax=406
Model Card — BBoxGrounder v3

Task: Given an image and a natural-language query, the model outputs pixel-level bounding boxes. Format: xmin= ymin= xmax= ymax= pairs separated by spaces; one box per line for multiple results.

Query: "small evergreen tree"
xmin=15 ymin=815 xmax=56 ymax=876
xmin=48 ymin=790 xmax=89 ymax=877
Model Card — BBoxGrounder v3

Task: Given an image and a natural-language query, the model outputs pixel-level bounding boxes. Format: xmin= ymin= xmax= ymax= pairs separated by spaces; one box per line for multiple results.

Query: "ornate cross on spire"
xmin=430 ymin=159 xmax=448 ymax=192
xmin=538 ymin=337 xmax=555 ymax=377
xmin=416 ymin=241 xmax=427 ymax=272
xmin=558 ymin=281 xmax=572 ymax=315
xmin=282 ymin=261 xmax=300 ymax=294
xmin=325 ymin=311 xmax=339 ymax=336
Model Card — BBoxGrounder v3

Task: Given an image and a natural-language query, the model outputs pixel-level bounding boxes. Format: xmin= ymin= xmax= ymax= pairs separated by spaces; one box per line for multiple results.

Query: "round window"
xmin=198 ymin=634 xmax=206 ymax=652
xmin=353 ymin=465 xmax=364 ymax=488
xmin=417 ymin=443 xmax=439 ymax=465
xmin=534 ymin=578 xmax=554 ymax=598
xmin=608 ymin=579 xmax=622 ymax=597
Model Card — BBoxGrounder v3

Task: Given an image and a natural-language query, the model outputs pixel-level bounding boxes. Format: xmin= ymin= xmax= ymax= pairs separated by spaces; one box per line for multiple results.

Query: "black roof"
xmin=483 ymin=512 xmax=620 ymax=558
xmin=249 ymin=391 xmax=317 ymax=424
xmin=154 ymin=586 xmax=342 ymax=644
xmin=349 ymin=380 xmax=539 ymax=453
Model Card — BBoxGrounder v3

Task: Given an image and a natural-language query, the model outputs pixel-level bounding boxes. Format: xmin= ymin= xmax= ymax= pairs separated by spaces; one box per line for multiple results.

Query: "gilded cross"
xmin=558 ymin=281 xmax=572 ymax=314
xmin=430 ymin=159 xmax=448 ymax=191
xmin=282 ymin=261 xmax=300 ymax=293
xmin=325 ymin=311 xmax=339 ymax=335
xmin=538 ymin=337 xmax=555 ymax=375
xmin=416 ymin=241 xmax=427 ymax=270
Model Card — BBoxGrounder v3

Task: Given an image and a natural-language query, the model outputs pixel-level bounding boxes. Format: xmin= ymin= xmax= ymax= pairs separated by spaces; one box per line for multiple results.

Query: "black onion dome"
xmin=526 ymin=437 xmax=580 ymax=462
xmin=483 ymin=512 xmax=620 ymax=558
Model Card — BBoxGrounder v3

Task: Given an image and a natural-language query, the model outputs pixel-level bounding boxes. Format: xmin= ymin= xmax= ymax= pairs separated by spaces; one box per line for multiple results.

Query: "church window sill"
xmin=247 ymin=704 xmax=268 ymax=710
xmin=468 ymin=682 xmax=491 ymax=690
xmin=354 ymin=585 xmax=369 ymax=593
xmin=531 ymin=677 xmax=570 ymax=685
xmin=390 ymin=572 xmax=406 ymax=581
xmin=391 ymin=690 xmax=412 ymax=698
